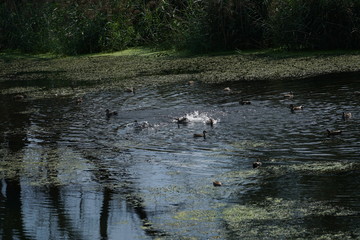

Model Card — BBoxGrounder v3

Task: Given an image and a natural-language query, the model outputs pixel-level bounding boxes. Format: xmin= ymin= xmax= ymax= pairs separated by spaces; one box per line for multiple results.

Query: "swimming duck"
xmin=342 ymin=112 xmax=352 ymax=120
xmin=206 ymin=118 xmax=215 ymax=127
xmin=175 ymin=117 xmax=189 ymax=124
xmin=213 ymin=181 xmax=222 ymax=187
xmin=240 ymin=99 xmax=251 ymax=105
xmin=106 ymin=109 xmax=118 ymax=118
xmin=253 ymin=161 xmax=262 ymax=169
xmin=289 ymin=104 xmax=303 ymax=111
xmin=327 ymin=129 xmax=342 ymax=136
xmin=13 ymin=94 xmax=26 ymax=100
xmin=193 ymin=130 xmax=207 ymax=139
xmin=283 ymin=91 xmax=294 ymax=98
xmin=125 ymin=87 xmax=135 ymax=93
xmin=134 ymin=120 xmax=150 ymax=129
xmin=223 ymin=87 xmax=231 ymax=92
xmin=75 ymin=97 xmax=83 ymax=104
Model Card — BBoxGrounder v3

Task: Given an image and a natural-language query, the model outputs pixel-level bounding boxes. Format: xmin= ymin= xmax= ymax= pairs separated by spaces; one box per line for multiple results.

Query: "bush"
xmin=1 ymin=0 xmax=360 ymax=54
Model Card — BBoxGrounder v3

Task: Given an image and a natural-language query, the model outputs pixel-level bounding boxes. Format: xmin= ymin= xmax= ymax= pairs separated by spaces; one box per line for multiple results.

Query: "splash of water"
xmin=174 ymin=111 xmax=219 ymax=125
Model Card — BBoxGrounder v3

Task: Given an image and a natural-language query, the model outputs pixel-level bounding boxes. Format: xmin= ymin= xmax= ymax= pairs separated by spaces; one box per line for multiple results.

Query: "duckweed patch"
xmin=267 ymin=161 xmax=360 ymax=176
xmin=223 ymin=197 xmax=358 ymax=239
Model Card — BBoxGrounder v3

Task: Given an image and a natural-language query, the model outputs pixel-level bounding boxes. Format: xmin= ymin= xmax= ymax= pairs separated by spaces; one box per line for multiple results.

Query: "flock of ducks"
xmin=13 ymin=85 xmax=352 ymax=188
xmin=282 ymin=90 xmax=351 ymax=136
xmin=217 ymin=87 xmax=352 ymax=187
xmin=104 ymin=87 xmax=353 ymax=187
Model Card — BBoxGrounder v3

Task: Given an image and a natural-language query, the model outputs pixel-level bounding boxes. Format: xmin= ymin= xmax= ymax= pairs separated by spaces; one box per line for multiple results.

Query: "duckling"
xmin=289 ymin=104 xmax=303 ymax=111
xmin=125 ymin=87 xmax=135 ymax=93
xmin=193 ymin=130 xmax=207 ymax=139
xmin=253 ymin=161 xmax=262 ymax=169
xmin=327 ymin=129 xmax=342 ymax=136
xmin=175 ymin=117 xmax=189 ymax=124
xmin=213 ymin=181 xmax=222 ymax=187
xmin=13 ymin=94 xmax=26 ymax=100
xmin=206 ymin=118 xmax=215 ymax=127
xmin=240 ymin=99 xmax=251 ymax=105
xmin=283 ymin=91 xmax=294 ymax=98
xmin=75 ymin=97 xmax=83 ymax=104
xmin=106 ymin=109 xmax=118 ymax=118
xmin=342 ymin=112 xmax=352 ymax=120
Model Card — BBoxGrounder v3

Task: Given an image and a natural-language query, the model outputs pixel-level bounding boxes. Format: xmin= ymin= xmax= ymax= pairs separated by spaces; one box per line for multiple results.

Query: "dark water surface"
xmin=1 ymin=74 xmax=360 ymax=239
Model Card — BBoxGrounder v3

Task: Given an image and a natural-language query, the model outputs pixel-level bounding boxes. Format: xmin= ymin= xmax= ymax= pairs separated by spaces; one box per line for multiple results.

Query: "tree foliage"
xmin=1 ymin=0 xmax=360 ymax=55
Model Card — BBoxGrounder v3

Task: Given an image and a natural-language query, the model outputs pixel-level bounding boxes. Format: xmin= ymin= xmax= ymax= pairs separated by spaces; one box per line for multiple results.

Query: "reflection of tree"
xmin=0 ymin=92 xmax=168 ymax=239
xmin=47 ymin=185 xmax=83 ymax=240
xmin=0 ymin=94 xmax=30 ymax=239
xmin=0 ymin=178 xmax=30 ymax=240
xmin=100 ymin=187 xmax=112 ymax=240
xmin=87 ymin=155 xmax=168 ymax=238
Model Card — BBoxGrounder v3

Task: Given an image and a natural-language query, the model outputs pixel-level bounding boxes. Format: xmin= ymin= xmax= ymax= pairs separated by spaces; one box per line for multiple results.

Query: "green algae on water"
xmin=223 ymin=197 xmax=358 ymax=239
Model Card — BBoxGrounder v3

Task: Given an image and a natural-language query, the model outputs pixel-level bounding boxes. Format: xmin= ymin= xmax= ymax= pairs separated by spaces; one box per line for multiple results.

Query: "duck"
xmin=134 ymin=120 xmax=150 ymax=129
xmin=240 ymin=99 xmax=251 ymax=105
xmin=125 ymin=87 xmax=135 ymax=93
xmin=188 ymin=80 xmax=195 ymax=85
xmin=253 ymin=161 xmax=262 ymax=169
xmin=213 ymin=181 xmax=222 ymax=187
xmin=342 ymin=112 xmax=352 ymax=120
xmin=206 ymin=118 xmax=215 ymax=127
xmin=75 ymin=97 xmax=83 ymax=104
xmin=283 ymin=91 xmax=294 ymax=98
xmin=223 ymin=87 xmax=231 ymax=92
xmin=193 ymin=130 xmax=207 ymax=139
xmin=106 ymin=109 xmax=118 ymax=118
xmin=289 ymin=104 xmax=303 ymax=111
xmin=13 ymin=94 xmax=26 ymax=100
xmin=327 ymin=129 xmax=342 ymax=136
xmin=175 ymin=117 xmax=189 ymax=124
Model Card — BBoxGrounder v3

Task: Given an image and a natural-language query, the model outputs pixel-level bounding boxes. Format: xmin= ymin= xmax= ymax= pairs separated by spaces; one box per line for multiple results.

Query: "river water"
xmin=0 ymin=73 xmax=360 ymax=239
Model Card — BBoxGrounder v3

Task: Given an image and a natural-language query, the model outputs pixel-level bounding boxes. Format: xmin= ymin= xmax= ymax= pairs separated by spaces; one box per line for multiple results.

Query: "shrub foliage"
xmin=1 ymin=0 xmax=360 ymax=55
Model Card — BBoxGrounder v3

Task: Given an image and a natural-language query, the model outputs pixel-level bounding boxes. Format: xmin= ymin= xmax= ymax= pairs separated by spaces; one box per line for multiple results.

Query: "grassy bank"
xmin=1 ymin=48 xmax=360 ymax=89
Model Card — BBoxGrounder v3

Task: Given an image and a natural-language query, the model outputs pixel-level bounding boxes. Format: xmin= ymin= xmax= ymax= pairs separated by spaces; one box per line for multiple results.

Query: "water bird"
xmin=327 ymin=129 xmax=342 ymax=136
xmin=134 ymin=120 xmax=150 ymax=130
xmin=125 ymin=87 xmax=135 ymax=93
xmin=106 ymin=109 xmax=118 ymax=118
xmin=253 ymin=161 xmax=262 ymax=169
xmin=342 ymin=112 xmax=352 ymax=120
xmin=223 ymin=87 xmax=231 ymax=92
xmin=283 ymin=91 xmax=294 ymax=98
xmin=75 ymin=97 xmax=83 ymax=104
xmin=240 ymin=99 xmax=251 ymax=105
xmin=175 ymin=117 xmax=189 ymax=124
xmin=188 ymin=80 xmax=195 ymax=85
xmin=206 ymin=118 xmax=215 ymax=127
xmin=193 ymin=130 xmax=207 ymax=139
xmin=13 ymin=94 xmax=26 ymax=100
xmin=213 ymin=181 xmax=222 ymax=187
xmin=289 ymin=104 xmax=303 ymax=111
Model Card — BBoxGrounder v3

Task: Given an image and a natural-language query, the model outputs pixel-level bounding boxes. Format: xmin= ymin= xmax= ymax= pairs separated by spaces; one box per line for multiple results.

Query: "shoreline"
xmin=1 ymin=50 xmax=360 ymax=87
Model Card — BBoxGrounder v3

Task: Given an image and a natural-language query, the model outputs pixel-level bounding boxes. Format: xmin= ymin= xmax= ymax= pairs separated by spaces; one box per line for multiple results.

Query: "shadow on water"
xmin=1 ymin=73 xmax=360 ymax=239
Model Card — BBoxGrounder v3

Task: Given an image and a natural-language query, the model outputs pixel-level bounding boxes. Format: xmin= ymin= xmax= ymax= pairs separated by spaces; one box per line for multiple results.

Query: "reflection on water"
xmin=1 ymin=73 xmax=360 ymax=239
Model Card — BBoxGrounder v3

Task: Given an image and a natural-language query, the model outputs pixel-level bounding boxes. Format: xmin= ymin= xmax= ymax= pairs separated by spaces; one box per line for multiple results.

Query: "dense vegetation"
xmin=1 ymin=0 xmax=360 ymax=55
